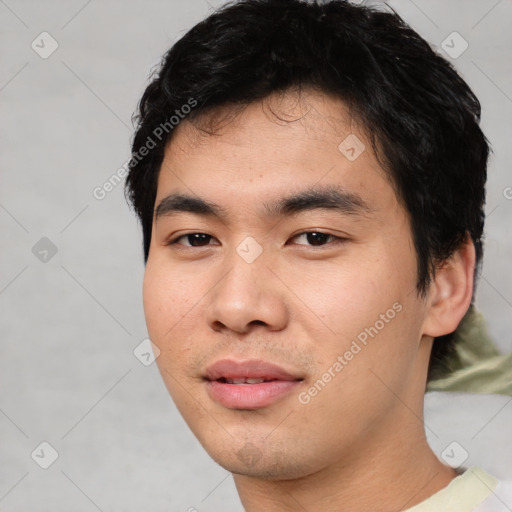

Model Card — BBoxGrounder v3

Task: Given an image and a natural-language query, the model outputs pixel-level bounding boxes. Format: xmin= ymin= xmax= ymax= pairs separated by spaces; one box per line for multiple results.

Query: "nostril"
xmin=249 ymin=320 xmax=266 ymax=327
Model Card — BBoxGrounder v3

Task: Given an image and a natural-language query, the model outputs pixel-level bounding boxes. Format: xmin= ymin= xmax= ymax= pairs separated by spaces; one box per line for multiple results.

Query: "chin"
xmin=203 ymin=438 xmax=321 ymax=481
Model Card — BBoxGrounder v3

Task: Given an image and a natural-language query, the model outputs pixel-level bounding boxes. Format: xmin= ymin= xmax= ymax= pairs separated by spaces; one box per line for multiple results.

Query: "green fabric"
xmin=427 ymin=308 xmax=512 ymax=396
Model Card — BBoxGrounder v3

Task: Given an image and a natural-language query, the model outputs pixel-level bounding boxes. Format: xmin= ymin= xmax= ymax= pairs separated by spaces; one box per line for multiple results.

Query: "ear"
xmin=422 ymin=236 xmax=476 ymax=338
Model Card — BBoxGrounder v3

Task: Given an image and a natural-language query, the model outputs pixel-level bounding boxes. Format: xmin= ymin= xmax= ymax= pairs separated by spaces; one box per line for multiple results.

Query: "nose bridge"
xmin=205 ymin=238 xmax=287 ymax=333
xmin=223 ymin=234 xmax=272 ymax=294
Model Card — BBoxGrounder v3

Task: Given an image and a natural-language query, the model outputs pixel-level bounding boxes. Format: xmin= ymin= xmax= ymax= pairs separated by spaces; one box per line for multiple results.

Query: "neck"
xmin=233 ymin=412 xmax=457 ymax=512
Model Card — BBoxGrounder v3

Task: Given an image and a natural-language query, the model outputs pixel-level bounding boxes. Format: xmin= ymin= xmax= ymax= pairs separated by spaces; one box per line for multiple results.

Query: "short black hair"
xmin=125 ymin=0 xmax=489 ymax=382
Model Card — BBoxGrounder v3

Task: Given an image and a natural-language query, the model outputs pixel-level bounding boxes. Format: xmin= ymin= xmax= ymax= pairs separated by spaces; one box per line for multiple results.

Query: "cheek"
xmin=142 ymin=259 xmax=200 ymax=359
xmin=283 ymin=255 xmax=405 ymax=340
xmin=284 ymin=246 xmax=421 ymax=377
xmin=142 ymin=263 xmax=170 ymax=340
xmin=143 ymin=261 xmax=201 ymax=406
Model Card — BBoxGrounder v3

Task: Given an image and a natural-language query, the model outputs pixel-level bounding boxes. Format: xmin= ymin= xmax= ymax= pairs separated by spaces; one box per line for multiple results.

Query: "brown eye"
xmin=291 ymin=232 xmax=340 ymax=247
xmin=170 ymin=233 xmax=217 ymax=247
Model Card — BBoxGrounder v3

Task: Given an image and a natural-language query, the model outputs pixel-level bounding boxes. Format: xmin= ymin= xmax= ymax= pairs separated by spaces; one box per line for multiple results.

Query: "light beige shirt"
xmin=405 ymin=466 xmax=512 ymax=512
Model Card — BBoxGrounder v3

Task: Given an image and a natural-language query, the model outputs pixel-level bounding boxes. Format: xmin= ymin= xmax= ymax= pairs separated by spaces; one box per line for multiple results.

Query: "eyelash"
xmin=167 ymin=231 xmax=346 ymax=249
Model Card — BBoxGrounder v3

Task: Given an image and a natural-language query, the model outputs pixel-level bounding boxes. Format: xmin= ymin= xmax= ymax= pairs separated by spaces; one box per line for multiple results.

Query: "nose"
xmin=204 ymin=247 xmax=289 ymax=335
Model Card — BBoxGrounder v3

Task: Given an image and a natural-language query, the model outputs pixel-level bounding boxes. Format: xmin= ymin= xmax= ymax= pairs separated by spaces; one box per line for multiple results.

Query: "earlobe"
xmin=422 ymin=237 xmax=476 ymax=338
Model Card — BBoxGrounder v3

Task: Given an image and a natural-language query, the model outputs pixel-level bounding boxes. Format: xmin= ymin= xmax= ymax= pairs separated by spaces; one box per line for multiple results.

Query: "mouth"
xmin=204 ymin=359 xmax=304 ymax=409
xmin=216 ymin=377 xmax=280 ymax=384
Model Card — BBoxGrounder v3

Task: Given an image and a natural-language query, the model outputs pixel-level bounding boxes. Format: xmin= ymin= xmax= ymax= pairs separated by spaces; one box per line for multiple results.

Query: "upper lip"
xmin=204 ymin=359 xmax=303 ymax=382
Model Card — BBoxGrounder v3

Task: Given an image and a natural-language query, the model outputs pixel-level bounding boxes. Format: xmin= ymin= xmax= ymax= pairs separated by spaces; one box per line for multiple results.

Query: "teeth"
xmin=224 ymin=378 xmax=267 ymax=384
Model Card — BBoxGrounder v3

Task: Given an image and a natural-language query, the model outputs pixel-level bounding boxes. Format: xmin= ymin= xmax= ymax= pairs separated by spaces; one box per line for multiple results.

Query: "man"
xmin=125 ymin=0 xmax=511 ymax=510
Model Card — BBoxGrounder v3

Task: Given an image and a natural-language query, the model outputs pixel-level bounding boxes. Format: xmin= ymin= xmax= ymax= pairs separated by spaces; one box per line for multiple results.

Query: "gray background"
xmin=0 ymin=0 xmax=511 ymax=510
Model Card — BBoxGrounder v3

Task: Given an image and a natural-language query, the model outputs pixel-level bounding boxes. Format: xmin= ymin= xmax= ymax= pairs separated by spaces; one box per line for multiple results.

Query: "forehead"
xmin=156 ymin=90 xmax=400 ymax=220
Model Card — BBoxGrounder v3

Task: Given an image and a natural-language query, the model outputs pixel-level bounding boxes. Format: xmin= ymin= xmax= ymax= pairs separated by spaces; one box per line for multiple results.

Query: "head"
xmin=125 ymin=0 xmax=487 ymax=480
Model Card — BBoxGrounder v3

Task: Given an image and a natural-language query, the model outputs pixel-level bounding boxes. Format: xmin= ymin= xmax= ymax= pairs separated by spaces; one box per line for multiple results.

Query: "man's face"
xmin=143 ymin=90 xmax=434 ymax=479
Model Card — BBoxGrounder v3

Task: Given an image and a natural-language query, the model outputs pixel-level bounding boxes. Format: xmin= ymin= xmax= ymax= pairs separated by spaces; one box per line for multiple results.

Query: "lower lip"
xmin=206 ymin=380 xmax=301 ymax=409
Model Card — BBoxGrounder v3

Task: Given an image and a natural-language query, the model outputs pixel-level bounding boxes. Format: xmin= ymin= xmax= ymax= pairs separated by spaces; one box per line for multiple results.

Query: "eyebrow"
xmin=154 ymin=185 xmax=372 ymax=223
